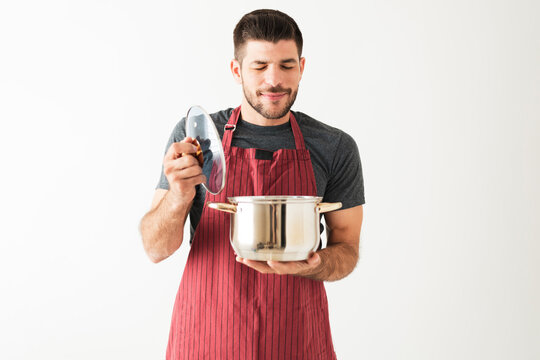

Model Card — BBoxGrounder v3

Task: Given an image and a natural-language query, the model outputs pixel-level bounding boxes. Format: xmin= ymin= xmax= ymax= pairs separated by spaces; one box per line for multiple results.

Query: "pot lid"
xmin=185 ymin=105 xmax=226 ymax=195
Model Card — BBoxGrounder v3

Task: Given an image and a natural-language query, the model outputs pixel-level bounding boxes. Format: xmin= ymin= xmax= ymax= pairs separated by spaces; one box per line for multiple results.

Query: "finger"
xmin=306 ymin=253 xmax=321 ymax=267
xmin=266 ymin=260 xmax=303 ymax=274
xmin=267 ymin=253 xmax=321 ymax=274
xmin=236 ymin=257 xmax=275 ymax=274
xmin=165 ymin=141 xmax=198 ymax=161
xmin=165 ymin=155 xmax=200 ymax=173
xmin=169 ymin=172 xmax=205 ymax=186
xmin=173 ymin=156 xmax=202 ymax=172
xmin=183 ymin=174 xmax=206 ymax=187
xmin=169 ymin=166 xmax=203 ymax=182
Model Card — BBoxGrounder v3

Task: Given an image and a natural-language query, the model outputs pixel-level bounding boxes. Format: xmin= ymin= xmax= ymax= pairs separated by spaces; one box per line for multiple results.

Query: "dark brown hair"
xmin=233 ymin=9 xmax=303 ymax=62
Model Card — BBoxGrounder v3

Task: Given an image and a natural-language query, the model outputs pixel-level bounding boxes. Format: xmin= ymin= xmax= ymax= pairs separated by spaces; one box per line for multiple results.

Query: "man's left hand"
xmin=236 ymin=252 xmax=321 ymax=276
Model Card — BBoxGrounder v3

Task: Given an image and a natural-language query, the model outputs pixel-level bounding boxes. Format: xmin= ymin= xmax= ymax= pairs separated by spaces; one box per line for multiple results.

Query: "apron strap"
xmin=222 ymin=106 xmax=241 ymax=154
xmin=289 ymin=111 xmax=306 ymax=150
xmin=222 ymin=106 xmax=306 ymax=152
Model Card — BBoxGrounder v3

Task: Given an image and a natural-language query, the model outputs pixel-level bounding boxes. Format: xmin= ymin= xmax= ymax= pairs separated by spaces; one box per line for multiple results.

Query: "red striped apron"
xmin=166 ymin=106 xmax=336 ymax=359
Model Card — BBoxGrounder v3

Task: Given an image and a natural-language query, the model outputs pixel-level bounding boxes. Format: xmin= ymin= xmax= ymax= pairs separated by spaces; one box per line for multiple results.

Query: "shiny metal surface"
xmin=209 ymin=197 xmax=342 ymax=261
xmin=229 ymin=195 xmax=322 ymax=204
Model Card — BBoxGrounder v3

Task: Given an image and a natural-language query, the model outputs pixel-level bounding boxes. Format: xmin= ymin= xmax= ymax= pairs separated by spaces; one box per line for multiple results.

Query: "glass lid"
xmin=185 ymin=105 xmax=226 ymax=195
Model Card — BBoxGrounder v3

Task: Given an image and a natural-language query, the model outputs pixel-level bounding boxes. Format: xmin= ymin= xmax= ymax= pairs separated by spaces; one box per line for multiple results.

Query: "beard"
xmin=242 ymin=84 xmax=299 ymax=120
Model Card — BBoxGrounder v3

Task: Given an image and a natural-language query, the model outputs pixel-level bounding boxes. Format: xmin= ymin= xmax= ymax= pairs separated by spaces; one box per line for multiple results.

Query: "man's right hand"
xmin=163 ymin=137 xmax=206 ymax=205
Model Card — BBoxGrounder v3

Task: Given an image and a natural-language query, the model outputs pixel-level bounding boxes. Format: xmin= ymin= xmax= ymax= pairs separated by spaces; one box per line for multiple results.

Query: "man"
xmin=140 ymin=9 xmax=365 ymax=359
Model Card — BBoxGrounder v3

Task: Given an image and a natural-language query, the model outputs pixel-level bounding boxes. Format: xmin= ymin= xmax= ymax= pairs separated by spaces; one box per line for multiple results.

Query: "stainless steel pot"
xmin=208 ymin=196 xmax=342 ymax=261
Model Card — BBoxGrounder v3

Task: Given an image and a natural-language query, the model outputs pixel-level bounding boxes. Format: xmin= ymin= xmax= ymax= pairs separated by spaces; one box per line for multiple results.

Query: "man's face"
xmin=232 ymin=40 xmax=305 ymax=120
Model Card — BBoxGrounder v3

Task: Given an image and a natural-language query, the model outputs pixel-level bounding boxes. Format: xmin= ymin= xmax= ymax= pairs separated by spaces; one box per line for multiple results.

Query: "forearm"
xmin=140 ymin=191 xmax=191 ymax=263
xmin=300 ymin=239 xmax=359 ymax=282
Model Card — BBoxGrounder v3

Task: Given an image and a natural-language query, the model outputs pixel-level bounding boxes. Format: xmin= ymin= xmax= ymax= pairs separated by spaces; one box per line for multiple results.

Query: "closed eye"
xmin=253 ymin=65 xmax=294 ymax=70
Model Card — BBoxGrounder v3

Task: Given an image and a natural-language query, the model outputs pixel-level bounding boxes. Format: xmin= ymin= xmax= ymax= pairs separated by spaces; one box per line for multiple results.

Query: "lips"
xmin=260 ymin=92 xmax=287 ymax=101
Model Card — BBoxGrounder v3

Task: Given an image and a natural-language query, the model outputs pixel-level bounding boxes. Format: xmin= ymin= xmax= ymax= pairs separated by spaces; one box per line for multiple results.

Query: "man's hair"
xmin=233 ymin=9 xmax=303 ymax=63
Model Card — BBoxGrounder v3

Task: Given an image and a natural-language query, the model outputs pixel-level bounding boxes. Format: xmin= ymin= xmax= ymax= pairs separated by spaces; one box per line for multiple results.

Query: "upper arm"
xmin=323 ymin=205 xmax=363 ymax=250
xmin=324 ymin=132 xmax=365 ymax=210
xmin=150 ymin=189 xmax=168 ymax=210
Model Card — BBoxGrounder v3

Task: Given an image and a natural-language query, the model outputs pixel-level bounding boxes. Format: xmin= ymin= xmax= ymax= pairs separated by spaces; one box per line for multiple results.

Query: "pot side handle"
xmin=317 ymin=202 xmax=342 ymax=213
xmin=208 ymin=202 xmax=237 ymax=214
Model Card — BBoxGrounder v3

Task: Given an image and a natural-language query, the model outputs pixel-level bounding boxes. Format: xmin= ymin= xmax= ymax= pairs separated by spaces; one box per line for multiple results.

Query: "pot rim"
xmin=227 ymin=195 xmax=323 ymax=204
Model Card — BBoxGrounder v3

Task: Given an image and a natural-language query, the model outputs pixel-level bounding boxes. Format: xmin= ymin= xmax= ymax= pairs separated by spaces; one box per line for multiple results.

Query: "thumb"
xmin=306 ymin=253 xmax=321 ymax=267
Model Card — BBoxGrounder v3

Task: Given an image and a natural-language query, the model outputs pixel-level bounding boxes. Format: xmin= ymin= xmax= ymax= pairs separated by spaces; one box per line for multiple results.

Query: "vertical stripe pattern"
xmin=166 ymin=107 xmax=336 ymax=359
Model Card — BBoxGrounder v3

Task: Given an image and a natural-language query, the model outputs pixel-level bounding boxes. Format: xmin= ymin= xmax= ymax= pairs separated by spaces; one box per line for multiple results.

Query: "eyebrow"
xmin=251 ymin=58 xmax=298 ymax=65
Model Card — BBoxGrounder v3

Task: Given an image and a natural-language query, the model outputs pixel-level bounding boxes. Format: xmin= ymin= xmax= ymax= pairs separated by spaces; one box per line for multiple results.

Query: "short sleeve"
xmin=156 ymin=118 xmax=186 ymax=190
xmin=323 ymin=132 xmax=365 ymax=209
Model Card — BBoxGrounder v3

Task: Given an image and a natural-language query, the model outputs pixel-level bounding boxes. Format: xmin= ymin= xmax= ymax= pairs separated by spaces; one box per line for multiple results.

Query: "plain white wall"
xmin=1 ymin=0 xmax=539 ymax=359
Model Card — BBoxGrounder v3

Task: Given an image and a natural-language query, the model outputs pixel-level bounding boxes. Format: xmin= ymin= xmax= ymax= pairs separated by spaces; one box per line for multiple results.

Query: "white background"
xmin=1 ymin=0 xmax=539 ymax=359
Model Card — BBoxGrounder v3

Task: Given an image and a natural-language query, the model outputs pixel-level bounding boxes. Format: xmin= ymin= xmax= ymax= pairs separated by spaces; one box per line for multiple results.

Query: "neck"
xmin=240 ymin=98 xmax=290 ymax=126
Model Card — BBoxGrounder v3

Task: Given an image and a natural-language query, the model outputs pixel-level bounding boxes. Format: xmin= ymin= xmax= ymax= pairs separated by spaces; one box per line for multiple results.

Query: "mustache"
xmin=256 ymin=86 xmax=292 ymax=96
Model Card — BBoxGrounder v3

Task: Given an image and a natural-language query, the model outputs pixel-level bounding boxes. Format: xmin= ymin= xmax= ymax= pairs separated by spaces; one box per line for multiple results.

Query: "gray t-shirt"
xmin=157 ymin=108 xmax=365 ymax=241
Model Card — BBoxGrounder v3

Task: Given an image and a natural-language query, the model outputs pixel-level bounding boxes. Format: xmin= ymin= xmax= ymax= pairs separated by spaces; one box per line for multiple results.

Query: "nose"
xmin=263 ymin=65 xmax=283 ymax=88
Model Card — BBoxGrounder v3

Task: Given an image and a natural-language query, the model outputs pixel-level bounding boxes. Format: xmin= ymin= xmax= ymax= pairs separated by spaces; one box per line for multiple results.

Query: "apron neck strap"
xmin=222 ymin=106 xmax=306 ymax=152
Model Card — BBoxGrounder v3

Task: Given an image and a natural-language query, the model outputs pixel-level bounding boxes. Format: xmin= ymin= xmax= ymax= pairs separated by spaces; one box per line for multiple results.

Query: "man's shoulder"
xmin=292 ymin=110 xmax=355 ymax=145
xmin=210 ymin=108 xmax=234 ymax=124
xmin=209 ymin=108 xmax=234 ymax=137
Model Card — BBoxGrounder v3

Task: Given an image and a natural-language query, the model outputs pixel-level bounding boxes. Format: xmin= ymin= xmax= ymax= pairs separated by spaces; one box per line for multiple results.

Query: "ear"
xmin=299 ymin=57 xmax=306 ymax=79
xmin=230 ymin=59 xmax=242 ymax=84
